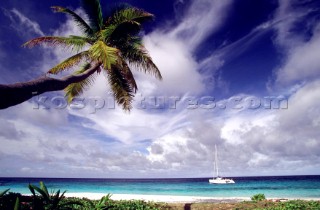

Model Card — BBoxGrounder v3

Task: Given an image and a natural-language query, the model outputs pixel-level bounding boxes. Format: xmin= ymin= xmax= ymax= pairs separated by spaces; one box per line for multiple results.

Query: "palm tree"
xmin=0 ymin=0 xmax=161 ymax=110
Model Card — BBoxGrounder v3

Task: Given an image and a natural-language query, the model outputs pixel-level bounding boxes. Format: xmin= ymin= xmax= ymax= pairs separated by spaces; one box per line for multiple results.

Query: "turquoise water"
xmin=0 ymin=176 xmax=320 ymax=198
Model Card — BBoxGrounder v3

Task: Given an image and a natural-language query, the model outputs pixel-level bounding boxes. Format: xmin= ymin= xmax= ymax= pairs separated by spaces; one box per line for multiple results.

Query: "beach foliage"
xmin=0 ymin=191 xmax=22 ymax=210
xmin=260 ymin=200 xmax=320 ymax=210
xmin=28 ymin=181 xmax=83 ymax=210
xmin=67 ymin=194 xmax=113 ymax=209
xmin=64 ymin=194 xmax=163 ymax=210
xmin=0 ymin=189 xmax=10 ymax=198
xmin=98 ymin=199 xmax=161 ymax=210
xmin=251 ymin=193 xmax=266 ymax=201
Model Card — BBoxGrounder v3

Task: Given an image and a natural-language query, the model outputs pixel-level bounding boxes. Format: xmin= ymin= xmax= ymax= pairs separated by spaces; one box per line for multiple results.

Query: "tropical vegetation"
xmin=251 ymin=193 xmax=266 ymax=201
xmin=0 ymin=183 xmax=164 ymax=209
xmin=0 ymin=0 xmax=161 ymax=110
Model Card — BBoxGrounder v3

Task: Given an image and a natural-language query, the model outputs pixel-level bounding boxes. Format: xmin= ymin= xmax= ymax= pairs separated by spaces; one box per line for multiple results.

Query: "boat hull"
xmin=209 ymin=178 xmax=235 ymax=184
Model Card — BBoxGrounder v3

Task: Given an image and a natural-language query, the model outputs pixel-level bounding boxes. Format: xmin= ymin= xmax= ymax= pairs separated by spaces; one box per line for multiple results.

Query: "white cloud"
xmin=0 ymin=119 xmax=25 ymax=140
xmin=1 ymin=82 xmax=320 ymax=177
xmin=4 ymin=8 xmax=44 ymax=38
xmin=135 ymin=0 xmax=233 ymax=97
xmin=220 ymin=81 xmax=320 ymax=174
xmin=275 ymin=24 xmax=320 ymax=85
xmin=273 ymin=0 xmax=299 ymax=48
xmin=169 ymin=0 xmax=233 ymax=50
xmin=273 ymin=0 xmax=320 ymax=86
xmin=140 ymin=80 xmax=320 ymax=176
xmin=142 ymin=33 xmax=204 ymax=96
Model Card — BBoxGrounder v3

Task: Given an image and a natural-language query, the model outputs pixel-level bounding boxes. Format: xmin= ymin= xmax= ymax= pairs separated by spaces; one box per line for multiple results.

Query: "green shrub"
xmin=28 ymin=181 xmax=83 ymax=210
xmin=0 ymin=191 xmax=22 ymax=210
xmin=281 ymin=200 xmax=320 ymax=210
xmin=104 ymin=199 xmax=161 ymax=210
xmin=251 ymin=193 xmax=266 ymax=201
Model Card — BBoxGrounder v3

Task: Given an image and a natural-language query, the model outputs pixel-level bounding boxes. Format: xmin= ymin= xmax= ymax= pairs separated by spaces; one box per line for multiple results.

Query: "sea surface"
xmin=0 ymin=176 xmax=320 ymax=198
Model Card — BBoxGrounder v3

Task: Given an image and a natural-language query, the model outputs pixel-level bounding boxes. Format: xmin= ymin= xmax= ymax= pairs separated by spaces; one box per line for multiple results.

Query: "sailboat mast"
xmin=215 ymin=145 xmax=219 ymax=177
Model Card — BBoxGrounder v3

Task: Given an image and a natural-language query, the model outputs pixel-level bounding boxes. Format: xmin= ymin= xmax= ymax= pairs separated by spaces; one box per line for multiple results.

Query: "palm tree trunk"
xmin=0 ymin=63 xmax=101 ymax=109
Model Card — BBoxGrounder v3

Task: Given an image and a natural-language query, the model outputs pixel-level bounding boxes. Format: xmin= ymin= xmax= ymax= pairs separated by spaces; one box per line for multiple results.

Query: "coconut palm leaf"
xmin=105 ymin=66 xmax=134 ymax=111
xmin=89 ymin=41 xmax=119 ymax=69
xmin=102 ymin=2 xmax=130 ymax=21
xmin=116 ymin=57 xmax=138 ymax=92
xmin=112 ymin=7 xmax=154 ymax=25
xmin=64 ymin=63 xmax=97 ymax=103
xmin=51 ymin=6 xmax=94 ymax=36
xmin=106 ymin=21 xmax=141 ymax=42
xmin=23 ymin=36 xmax=91 ymax=52
xmin=81 ymin=0 xmax=103 ymax=32
xmin=122 ymin=40 xmax=162 ymax=79
xmin=102 ymin=8 xmax=154 ymax=42
xmin=99 ymin=25 xmax=117 ymax=42
xmin=49 ymin=51 xmax=90 ymax=74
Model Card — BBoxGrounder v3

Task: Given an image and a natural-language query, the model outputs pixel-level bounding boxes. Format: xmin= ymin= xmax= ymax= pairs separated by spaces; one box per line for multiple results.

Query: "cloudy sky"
xmin=0 ymin=0 xmax=320 ymax=178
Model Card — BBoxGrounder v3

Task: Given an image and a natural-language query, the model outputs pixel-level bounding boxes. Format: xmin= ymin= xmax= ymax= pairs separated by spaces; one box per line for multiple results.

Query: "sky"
xmin=0 ymin=0 xmax=320 ymax=178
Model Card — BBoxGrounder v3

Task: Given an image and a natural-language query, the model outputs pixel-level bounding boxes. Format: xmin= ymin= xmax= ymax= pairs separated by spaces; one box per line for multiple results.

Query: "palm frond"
xmin=23 ymin=36 xmax=91 ymax=52
xmin=51 ymin=6 xmax=93 ymax=36
xmin=49 ymin=51 xmax=90 ymax=74
xmin=103 ymin=2 xmax=131 ymax=22
xmin=99 ymin=25 xmax=117 ymax=42
xmin=64 ymin=63 xmax=97 ymax=103
xmin=105 ymin=21 xmax=141 ymax=43
xmin=112 ymin=8 xmax=154 ymax=25
xmin=103 ymin=8 xmax=154 ymax=42
xmin=105 ymin=66 xmax=134 ymax=111
xmin=81 ymin=0 xmax=103 ymax=32
xmin=115 ymin=58 xmax=138 ymax=93
xmin=121 ymin=40 xmax=162 ymax=80
xmin=89 ymin=41 xmax=119 ymax=70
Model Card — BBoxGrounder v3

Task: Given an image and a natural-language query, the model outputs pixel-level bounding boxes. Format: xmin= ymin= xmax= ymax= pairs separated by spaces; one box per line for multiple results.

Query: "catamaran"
xmin=209 ymin=145 xmax=235 ymax=184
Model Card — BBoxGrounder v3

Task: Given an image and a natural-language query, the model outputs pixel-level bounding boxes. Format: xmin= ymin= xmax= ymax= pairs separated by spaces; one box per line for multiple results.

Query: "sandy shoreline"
xmin=65 ymin=193 xmax=249 ymax=203
xmin=64 ymin=193 xmax=320 ymax=203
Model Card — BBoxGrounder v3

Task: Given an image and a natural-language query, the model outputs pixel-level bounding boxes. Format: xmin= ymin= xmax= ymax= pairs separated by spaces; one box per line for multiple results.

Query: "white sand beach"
xmin=65 ymin=193 xmax=320 ymax=203
xmin=65 ymin=193 xmax=249 ymax=203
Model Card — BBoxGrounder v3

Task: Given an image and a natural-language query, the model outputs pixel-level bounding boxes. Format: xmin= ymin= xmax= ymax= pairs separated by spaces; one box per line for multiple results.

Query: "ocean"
xmin=0 ymin=176 xmax=320 ymax=199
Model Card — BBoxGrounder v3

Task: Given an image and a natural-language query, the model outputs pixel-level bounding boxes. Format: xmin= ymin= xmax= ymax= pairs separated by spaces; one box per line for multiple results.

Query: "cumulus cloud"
xmin=1 ymin=84 xmax=319 ymax=177
xmin=220 ymin=81 xmax=320 ymax=174
xmin=139 ymin=79 xmax=320 ymax=176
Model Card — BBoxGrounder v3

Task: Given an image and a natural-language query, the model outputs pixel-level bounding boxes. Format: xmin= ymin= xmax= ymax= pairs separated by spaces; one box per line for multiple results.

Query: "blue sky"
xmin=0 ymin=0 xmax=320 ymax=178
